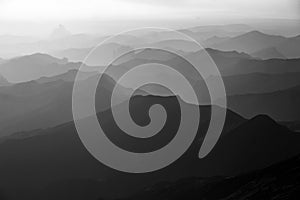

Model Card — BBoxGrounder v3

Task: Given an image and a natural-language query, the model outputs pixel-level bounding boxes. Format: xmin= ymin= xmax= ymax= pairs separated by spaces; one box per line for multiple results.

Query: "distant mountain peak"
xmin=50 ymin=24 xmax=71 ymax=39
xmin=246 ymin=114 xmax=285 ymax=130
xmin=237 ymin=30 xmax=268 ymax=38
xmin=236 ymin=30 xmax=286 ymax=40
xmin=12 ymin=53 xmax=68 ymax=65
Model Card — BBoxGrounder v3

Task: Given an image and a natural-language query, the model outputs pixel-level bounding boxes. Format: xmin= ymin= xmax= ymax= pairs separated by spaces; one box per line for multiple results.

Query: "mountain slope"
xmin=228 ymin=84 xmax=300 ymax=121
xmin=276 ymin=34 xmax=300 ymax=58
xmin=214 ymin=72 xmax=300 ymax=96
xmin=211 ymin=31 xmax=300 ymax=59
xmin=121 ymin=154 xmax=300 ymax=200
xmin=50 ymin=47 xmax=92 ymax=62
xmin=0 ymin=73 xmax=10 ymax=86
xmin=212 ymin=31 xmax=286 ymax=54
xmin=251 ymin=47 xmax=286 ymax=60
xmin=0 ymin=71 xmax=129 ymax=137
xmin=0 ymin=53 xmax=83 ymax=82
xmin=0 ymin=95 xmax=299 ymax=199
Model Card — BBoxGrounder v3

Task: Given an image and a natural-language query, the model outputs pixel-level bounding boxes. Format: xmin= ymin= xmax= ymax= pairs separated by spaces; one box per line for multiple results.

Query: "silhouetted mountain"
xmin=36 ymin=69 xmax=96 ymax=83
xmin=276 ymin=34 xmax=300 ymax=58
xmin=0 ymin=49 xmax=299 ymax=137
xmin=0 ymin=53 xmax=66 ymax=81
xmin=48 ymin=42 xmax=300 ymax=81
xmin=215 ymin=56 xmax=300 ymax=76
xmin=212 ymin=31 xmax=286 ymax=54
xmin=51 ymin=47 xmax=92 ymax=62
xmin=0 ymin=95 xmax=299 ymax=200
xmin=0 ymin=53 xmax=93 ymax=82
xmin=140 ymin=72 xmax=300 ymax=109
xmin=120 ymin=154 xmax=300 ymax=200
xmin=211 ymin=31 xmax=300 ymax=59
xmin=0 ymin=71 xmax=130 ymax=137
xmin=202 ymin=35 xmax=230 ymax=47
xmin=251 ymin=47 xmax=286 ymax=60
xmin=280 ymin=121 xmax=300 ymax=132
xmin=51 ymin=43 xmax=133 ymax=66
xmin=49 ymin=25 xmax=72 ymax=39
xmin=199 ymin=115 xmax=300 ymax=175
xmin=12 ymin=53 xmax=68 ymax=65
xmin=112 ymin=46 xmax=300 ymax=77
xmin=0 ymin=74 xmax=10 ymax=86
xmin=206 ymin=48 xmax=253 ymax=59
xmin=185 ymin=24 xmax=252 ymax=34
xmin=228 ymin=84 xmax=300 ymax=121
xmin=151 ymin=39 xmax=200 ymax=53
xmin=0 ymin=33 xmax=105 ymax=59
xmin=180 ymin=24 xmax=253 ymax=42
xmin=213 ymin=72 xmax=300 ymax=95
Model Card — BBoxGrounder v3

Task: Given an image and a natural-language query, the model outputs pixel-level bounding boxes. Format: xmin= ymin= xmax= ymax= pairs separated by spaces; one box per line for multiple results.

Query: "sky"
xmin=0 ymin=0 xmax=299 ymax=36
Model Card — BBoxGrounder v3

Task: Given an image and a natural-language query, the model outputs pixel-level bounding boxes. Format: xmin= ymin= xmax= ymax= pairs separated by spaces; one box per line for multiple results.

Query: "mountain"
xmin=206 ymin=48 xmax=252 ymax=59
xmin=0 ymin=71 xmax=130 ymax=137
xmin=50 ymin=47 xmax=92 ymax=62
xmin=213 ymin=56 xmax=300 ymax=76
xmin=150 ymin=39 xmax=200 ymax=53
xmin=0 ymin=53 xmax=86 ymax=83
xmin=228 ymin=84 xmax=300 ymax=121
xmin=0 ymin=49 xmax=299 ymax=137
xmin=0 ymin=61 xmax=10 ymax=85
xmin=136 ymin=72 xmax=300 ymax=100
xmin=197 ymin=115 xmax=300 ymax=175
xmin=0 ymin=74 xmax=10 ymax=86
xmin=36 ymin=69 xmax=96 ymax=83
xmin=106 ymin=47 xmax=255 ymax=80
xmin=211 ymin=31 xmax=300 ymax=59
xmin=276 ymin=34 xmax=300 ymax=58
xmin=202 ymin=35 xmax=230 ymax=47
xmin=183 ymin=47 xmax=300 ymax=76
xmin=180 ymin=24 xmax=253 ymax=42
xmin=251 ymin=47 xmax=286 ymax=60
xmin=0 ymin=95 xmax=299 ymax=200
xmin=0 ymin=33 xmax=104 ymax=59
xmin=48 ymin=46 xmax=300 ymax=90
xmin=49 ymin=25 xmax=72 ymax=39
xmin=185 ymin=24 xmax=253 ymax=35
xmin=212 ymin=31 xmax=286 ymax=54
xmin=120 ymin=154 xmax=300 ymax=200
xmin=214 ymin=72 xmax=300 ymax=96
xmin=112 ymin=46 xmax=300 ymax=77
xmin=51 ymin=43 xmax=132 ymax=66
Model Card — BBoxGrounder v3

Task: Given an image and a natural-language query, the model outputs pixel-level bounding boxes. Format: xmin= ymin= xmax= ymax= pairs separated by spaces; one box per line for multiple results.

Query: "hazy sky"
xmin=0 ymin=0 xmax=299 ymax=35
xmin=0 ymin=0 xmax=299 ymax=20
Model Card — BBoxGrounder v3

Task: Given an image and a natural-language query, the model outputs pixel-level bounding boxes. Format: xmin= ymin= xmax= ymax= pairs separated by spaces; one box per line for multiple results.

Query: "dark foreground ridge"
xmin=119 ymin=154 xmax=300 ymax=200
xmin=0 ymin=95 xmax=299 ymax=200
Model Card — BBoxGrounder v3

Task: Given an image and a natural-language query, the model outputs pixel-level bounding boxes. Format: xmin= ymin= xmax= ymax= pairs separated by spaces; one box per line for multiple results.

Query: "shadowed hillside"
xmin=0 ymin=95 xmax=299 ymax=199
xmin=119 ymin=154 xmax=300 ymax=200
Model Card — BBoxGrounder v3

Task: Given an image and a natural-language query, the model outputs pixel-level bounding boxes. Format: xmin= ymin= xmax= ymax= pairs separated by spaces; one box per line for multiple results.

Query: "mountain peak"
xmin=240 ymin=30 xmax=268 ymax=38
xmin=236 ymin=30 xmax=286 ymax=40
xmin=246 ymin=114 xmax=284 ymax=130
xmin=12 ymin=53 xmax=68 ymax=65
xmin=50 ymin=24 xmax=71 ymax=39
